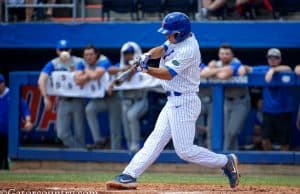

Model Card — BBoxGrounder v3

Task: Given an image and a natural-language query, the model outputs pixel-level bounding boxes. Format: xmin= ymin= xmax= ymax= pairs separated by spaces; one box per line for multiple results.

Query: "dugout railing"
xmin=8 ymin=71 xmax=300 ymax=164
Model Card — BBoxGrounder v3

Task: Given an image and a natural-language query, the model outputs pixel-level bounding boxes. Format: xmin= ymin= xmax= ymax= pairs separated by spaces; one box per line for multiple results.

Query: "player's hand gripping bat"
xmin=112 ymin=58 xmax=140 ymax=86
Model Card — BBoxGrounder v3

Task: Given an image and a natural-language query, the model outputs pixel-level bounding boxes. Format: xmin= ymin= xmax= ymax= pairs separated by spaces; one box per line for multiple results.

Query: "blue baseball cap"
xmin=0 ymin=74 xmax=5 ymax=82
xmin=56 ymin=39 xmax=70 ymax=50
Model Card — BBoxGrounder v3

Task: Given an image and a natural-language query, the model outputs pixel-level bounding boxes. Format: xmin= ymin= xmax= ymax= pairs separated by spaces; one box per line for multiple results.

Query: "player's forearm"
xmin=148 ymin=46 xmax=165 ymax=59
xmin=295 ymin=65 xmax=300 ymax=75
xmin=272 ymin=65 xmax=292 ymax=72
xmin=200 ymin=67 xmax=218 ymax=78
xmin=38 ymin=74 xmax=48 ymax=97
xmin=216 ymin=66 xmax=234 ymax=80
xmin=88 ymin=70 xmax=105 ymax=80
xmin=203 ymin=67 xmax=220 ymax=78
xmin=146 ymin=67 xmax=173 ymax=80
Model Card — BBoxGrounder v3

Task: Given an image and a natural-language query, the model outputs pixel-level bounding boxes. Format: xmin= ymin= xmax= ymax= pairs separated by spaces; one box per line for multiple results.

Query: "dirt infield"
xmin=1 ymin=182 xmax=300 ymax=194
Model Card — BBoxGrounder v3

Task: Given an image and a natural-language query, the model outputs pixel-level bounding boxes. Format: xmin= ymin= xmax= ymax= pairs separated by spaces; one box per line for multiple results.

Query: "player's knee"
xmin=127 ymin=110 xmax=138 ymax=122
xmin=85 ymin=104 xmax=96 ymax=115
xmin=175 ymin=147 xmax=195 ymax=161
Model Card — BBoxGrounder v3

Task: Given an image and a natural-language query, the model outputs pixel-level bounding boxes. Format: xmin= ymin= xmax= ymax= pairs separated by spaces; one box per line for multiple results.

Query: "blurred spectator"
xmin=0 ymin=74 xmax=33 ymax=169
xmin=236 ymin=0 xmax=274 ymax=19
xmin=45 ymin=0 xmax=56 ymax=20
xmin=75 ymin=45 xmax=123 ymax=150
xmin=6 ymin=0 xmax=25 ymax=22
xmin=201 ymin=44 xmax=250 ymax=151
xmin=200 ymin=0 xmax=227 ymax=20
xmin=78 ymin=48 xmax=123 ymax=150
xmin=25 ymin=0 xmax=56 ymax=21
xmin=197 ymin=63 xmax=213 ymax=148
xmin=38 ymin=39 xmax=85 ymax=148
xmin=75 ymin=45 xmax=106 ymax=149
xmin=25 ymin=0 xmax=34 ymax=22
xmin=117 ymin=42 xmax=148 ymax=152
xmin=240 ymin=48 xmax=293 ymax=150
xmin=7 ymin=0 xmax=56 ymax=22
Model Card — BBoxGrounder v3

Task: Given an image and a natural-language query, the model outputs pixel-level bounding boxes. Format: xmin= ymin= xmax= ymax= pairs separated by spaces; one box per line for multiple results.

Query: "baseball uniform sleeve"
xmin=164 ymin=49 xmax=194 ymax=78
xmin=76 ymin=61 xmax=85 ymax=71
xmin=199 ymin=63 xmax=207 ymax=70
xmin=20 ymin=99 xmax=31 ymax=118
xmin=230 ymin=58 xmax=242 ymax=76
xmin=99 ymin=58 xmax=112 ymax=70
xmin=41 ymin=61 xmax=55 ymax=75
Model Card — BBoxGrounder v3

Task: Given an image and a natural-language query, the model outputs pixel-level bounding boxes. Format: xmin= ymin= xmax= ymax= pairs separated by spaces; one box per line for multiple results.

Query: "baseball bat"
xmin=113 ymin=61 xmax=139 ymax=86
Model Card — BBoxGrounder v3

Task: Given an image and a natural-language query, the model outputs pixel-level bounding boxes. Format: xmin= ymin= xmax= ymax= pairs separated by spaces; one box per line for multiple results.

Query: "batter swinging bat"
xmin=113 ymin=60 xmax=139 ymax=86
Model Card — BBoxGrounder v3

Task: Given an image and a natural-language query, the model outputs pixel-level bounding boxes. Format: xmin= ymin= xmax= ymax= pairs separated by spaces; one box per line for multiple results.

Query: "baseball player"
xmin=38 ymin=39 xmax=85 ymax=148
xmin=106 ymin=12 xmax=240 ymax=190
xmin=74 ymin=44 xmax=108 ymax=149
xmin=75 ymin=44 xmax=122 ymax=150
xmin=201 ymin=44 xmax=250 ymax=151
xmin=117 ymin=42 xmax=149 ymax=152
xmin=239 ymin=48 xmax=293 ymax=150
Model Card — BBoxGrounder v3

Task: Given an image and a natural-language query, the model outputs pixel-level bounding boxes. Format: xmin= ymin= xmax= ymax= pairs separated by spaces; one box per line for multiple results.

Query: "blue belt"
xmin=166 ymin=91 xmax=182 ymax=96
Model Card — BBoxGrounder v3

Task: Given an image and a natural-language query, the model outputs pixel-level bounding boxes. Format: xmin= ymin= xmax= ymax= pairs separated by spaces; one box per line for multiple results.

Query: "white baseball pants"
xmin=123 ymin=93 xmax=228 ymax=178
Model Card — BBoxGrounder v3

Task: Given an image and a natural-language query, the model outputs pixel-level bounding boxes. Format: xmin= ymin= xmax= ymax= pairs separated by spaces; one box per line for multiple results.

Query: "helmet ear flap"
xmin=174 ymin=32 xmax=181 ymax=43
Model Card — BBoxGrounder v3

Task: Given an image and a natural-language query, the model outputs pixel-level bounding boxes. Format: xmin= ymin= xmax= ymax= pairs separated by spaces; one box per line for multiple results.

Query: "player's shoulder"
xmin=47 ymin=58 xmax=58 ymax=66
xmin=71 ymin=56 xmax=83 ymax=64
xmin=232 ymin=57 xmax=241 ymax=63
xmin=99 ymin=54 xmax=109 ymax=61
xmin=175 ymin=37 xmax=199 ymax=58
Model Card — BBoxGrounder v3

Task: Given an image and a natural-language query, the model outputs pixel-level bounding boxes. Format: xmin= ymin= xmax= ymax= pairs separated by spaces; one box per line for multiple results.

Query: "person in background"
xmin=76 ymin=46 xmax=123 ymax=150
xmin=38 ymin=39 xmax=85 ymax=148
xmin=200 ymin=0 xmax=227 ymax=20
xmin=239 ymin=48 xmax=293 ymax=150
xmin=0 ymin=74 xmax=33 ymax=169
xmin=201 ymin=44 xmax=250 ymax=151
xmin=75 ymin=45 xmax=122 ymax=150
xmin=75 ymin=45 xmax=106 ymax=149
xmin=24 ymin=0 xmax=56 ymax=22
xmin=117 ymin=42 xmax=148 ymax=152
xmin=24 ymin=0 xmax=34 ymax=22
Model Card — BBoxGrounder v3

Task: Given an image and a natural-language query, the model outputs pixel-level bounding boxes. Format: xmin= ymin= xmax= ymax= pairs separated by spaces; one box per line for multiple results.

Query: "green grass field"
xmin=1 ymin=172 xmax=300 ymax=187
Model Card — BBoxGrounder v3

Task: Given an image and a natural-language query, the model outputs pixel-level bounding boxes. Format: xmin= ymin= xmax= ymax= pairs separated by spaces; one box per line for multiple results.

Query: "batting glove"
xmin=136 ymin=53 xmax=151 ymax=72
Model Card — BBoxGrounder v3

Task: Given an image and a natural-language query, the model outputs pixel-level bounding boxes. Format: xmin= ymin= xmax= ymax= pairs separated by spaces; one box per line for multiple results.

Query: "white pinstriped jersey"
xmin=159 ymin=34 xmax=201 ymax=93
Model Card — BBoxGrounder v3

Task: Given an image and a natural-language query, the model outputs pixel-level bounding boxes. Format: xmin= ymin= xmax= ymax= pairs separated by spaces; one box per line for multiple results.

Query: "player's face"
xmin=219 ymin=48 xmax=234 ymax=64
xmin=0 ymin=81 xmax=5 ymax=95
xmin=84 ymin=49 xmax=98 ymax=65
xmin=123 ymin=53 xmax=134 ymax=65
xmin=56 ymin=48 xmax=71 ymax=56
xmin=267 ymin=56 xmax=281 ymax=67
xmin=167 ymin=33 xmax=176 ymax=44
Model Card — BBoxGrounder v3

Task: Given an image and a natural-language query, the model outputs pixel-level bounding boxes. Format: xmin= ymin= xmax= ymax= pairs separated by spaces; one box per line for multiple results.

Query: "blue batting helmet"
xmin=157 ymin=12 xmax=191 ymax=43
